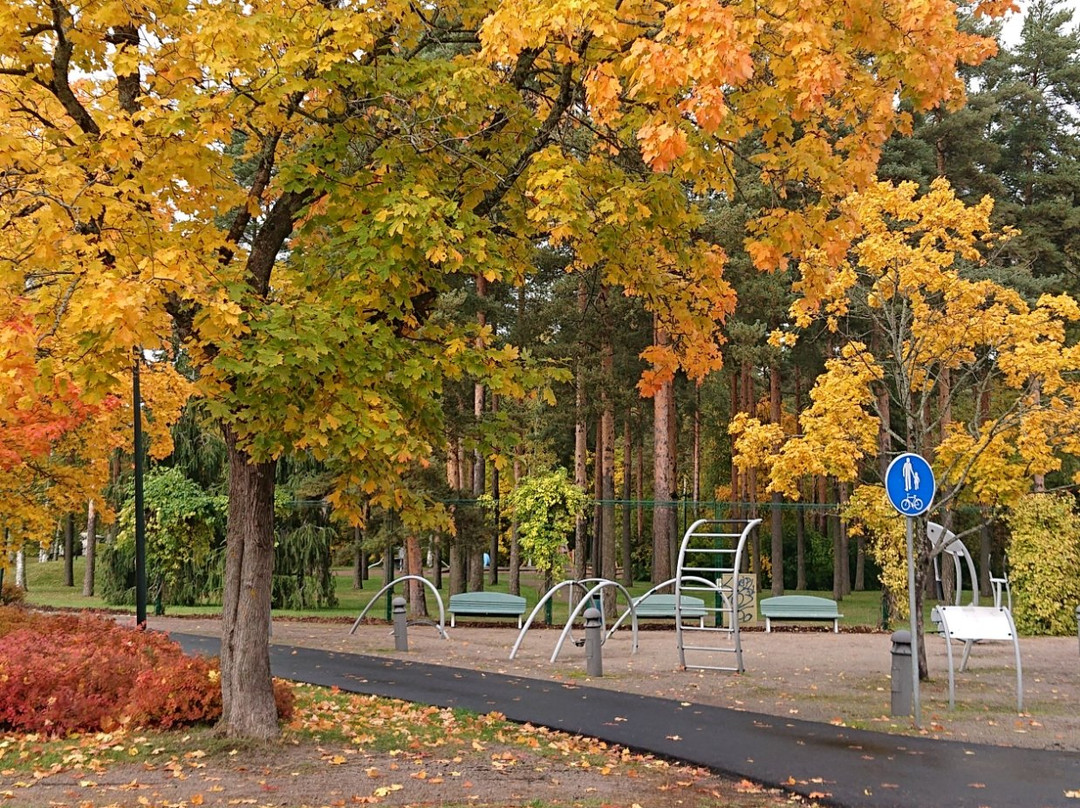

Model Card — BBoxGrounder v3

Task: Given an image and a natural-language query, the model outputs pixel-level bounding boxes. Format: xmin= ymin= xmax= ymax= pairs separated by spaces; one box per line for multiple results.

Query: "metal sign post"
xmin=884 ymin=452 xmax=936 ymax=730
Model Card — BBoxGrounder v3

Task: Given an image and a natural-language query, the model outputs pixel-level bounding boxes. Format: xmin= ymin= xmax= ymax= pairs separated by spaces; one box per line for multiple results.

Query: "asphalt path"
xmin=174 ymin=633 xmax=1080 ymax=808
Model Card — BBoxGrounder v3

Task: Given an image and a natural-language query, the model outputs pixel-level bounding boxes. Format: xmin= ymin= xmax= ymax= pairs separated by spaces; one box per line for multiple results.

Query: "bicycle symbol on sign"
xmin=901 ymin=495 xmax=923 ymax=512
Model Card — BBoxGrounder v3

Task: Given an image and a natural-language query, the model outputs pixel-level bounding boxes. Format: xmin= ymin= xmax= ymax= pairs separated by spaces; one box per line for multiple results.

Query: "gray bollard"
xmin=890 ymin=630 xmax=912 ymax=717
xmin=584 ymin=607 xmax=603 ymax=677
xmin=393 ymin=596 xmax=408 ymax=652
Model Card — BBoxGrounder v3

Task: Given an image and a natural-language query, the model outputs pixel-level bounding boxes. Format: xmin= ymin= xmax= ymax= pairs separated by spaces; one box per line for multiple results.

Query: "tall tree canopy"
xmin=0 ymin=0 xmax=1007 ymax=737
xmin=733 ymin=178 xmax=1080 ymax=674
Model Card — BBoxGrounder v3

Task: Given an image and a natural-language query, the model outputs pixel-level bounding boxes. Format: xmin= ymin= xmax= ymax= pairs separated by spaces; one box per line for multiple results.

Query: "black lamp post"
xmin=133 ymin=351 xmax=147 ymax=626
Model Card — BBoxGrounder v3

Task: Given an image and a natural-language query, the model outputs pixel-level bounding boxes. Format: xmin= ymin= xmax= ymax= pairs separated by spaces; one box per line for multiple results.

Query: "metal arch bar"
xmin=675 ymin=518 xmax=761 ymax=672
xmin=606 ymin=575 xmax=727 ymax=637
xmin=550 ymin=580 xmax=638 ymax=663
xmin=348 ymin=575 xmax=448 ymax=639
xmin=509 ymin=579 xmax=592 ymax=660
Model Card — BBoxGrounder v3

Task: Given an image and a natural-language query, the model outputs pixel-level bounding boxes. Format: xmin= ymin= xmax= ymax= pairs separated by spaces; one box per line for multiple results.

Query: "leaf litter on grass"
xmin=0 ymin=682 xmax=820 ymax=808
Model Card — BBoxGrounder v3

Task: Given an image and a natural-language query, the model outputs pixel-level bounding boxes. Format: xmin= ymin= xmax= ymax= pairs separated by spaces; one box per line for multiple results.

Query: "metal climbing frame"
xmin=675 ymin=518 xmax=761 ymax=673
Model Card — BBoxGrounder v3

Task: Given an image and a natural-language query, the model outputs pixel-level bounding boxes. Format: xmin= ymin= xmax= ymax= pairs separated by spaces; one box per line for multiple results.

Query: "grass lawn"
xmin=20 ymin=556 xmax=931 ymax=629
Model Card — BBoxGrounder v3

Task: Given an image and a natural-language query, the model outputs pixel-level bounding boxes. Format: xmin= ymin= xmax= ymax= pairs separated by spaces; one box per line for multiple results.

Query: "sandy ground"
xmin=145 ymin=613 xmax=1080 ymax=753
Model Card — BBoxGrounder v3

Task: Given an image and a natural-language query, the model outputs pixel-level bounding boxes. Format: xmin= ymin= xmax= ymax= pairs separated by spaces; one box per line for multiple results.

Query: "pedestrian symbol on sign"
xmin=886 ymin=453 xmax=935 ymax=517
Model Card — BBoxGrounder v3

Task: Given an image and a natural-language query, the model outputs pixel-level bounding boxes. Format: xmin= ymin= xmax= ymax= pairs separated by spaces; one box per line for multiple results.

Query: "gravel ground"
xmin=147 ymin=613 xmax=1080 ymax=752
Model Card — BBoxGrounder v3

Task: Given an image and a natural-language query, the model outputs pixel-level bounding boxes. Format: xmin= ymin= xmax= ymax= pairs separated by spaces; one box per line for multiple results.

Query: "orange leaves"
xmin=637 ymin=121 xmax=688 ymax=174
xmin=584 ymin=63 xmax=623 ymax=128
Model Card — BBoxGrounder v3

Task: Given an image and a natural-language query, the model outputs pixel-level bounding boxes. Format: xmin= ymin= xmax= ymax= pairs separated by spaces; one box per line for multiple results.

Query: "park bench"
xmin=449 ymin=592 xmax=527 ymax=628
xmin=759 ymin=595 xmax=842 ymax=632
xmin=632 ymin=593 xmax=707 ymax=627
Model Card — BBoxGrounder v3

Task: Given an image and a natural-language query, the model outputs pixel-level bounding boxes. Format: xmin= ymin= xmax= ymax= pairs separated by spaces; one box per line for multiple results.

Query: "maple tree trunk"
xmin=352 ymin=526 xmax=364 ymax=589
xmin=854 ymin=531 xmax=866 ymax=591
xmin=82 ymin=499 xmax=97 ymax=597
xmin=220 ymin=428 xmax=278 ymax=740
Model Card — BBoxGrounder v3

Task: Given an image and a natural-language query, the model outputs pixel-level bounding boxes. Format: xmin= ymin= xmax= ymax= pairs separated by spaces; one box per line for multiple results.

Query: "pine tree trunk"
xmin=490 ymin=461 xmax=500 ymax=586
xmin=405 ymin=535 xmax=427 ymax=618
xmin=471 ymin=273 xmax=487 ymax=593
xmin=600 ymin=293 xmax=616 ymax=610
xmin=509 ymin=456 xmax=522 ymax=596
xmin=769 ymin=364 xmax=783 ymax=596
xmin=830 ymin=481 xmax=843 ymax=602
xmin=635 ymin=418 xmax=644 ymax=553
xmin=839 ymin=481 xmax=851 ymax=596
xmin=730 ymin=368 xmax=741 ymax=520
xmin=82 ymin=500 xmax=97 ymax=597
xmin=573 ymin=366 xmax=588 ymax=591
xmin=621 ymin=414 xmax=632 ymax=587
xmin=447 ymin=438 xmax=465 ymax=596
xmin=469 ymin=439 xmax=485 ymax=592
xmin=593 ymin=425 xmax=603 ymax=579
xmin=219 ymin=428 xmax=278 ymax=740
xmin=651 ymin=325 xmax=675 ymax=586
xmin=794 ymin=370 xmax=807 ymax=590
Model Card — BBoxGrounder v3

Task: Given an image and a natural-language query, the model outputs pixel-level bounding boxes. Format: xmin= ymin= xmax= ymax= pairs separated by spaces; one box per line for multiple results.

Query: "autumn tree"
xmin=1 ymin=0 xmax=1005 ymax=738
xmin=733 ymin=178 xmax=1080 ymax=676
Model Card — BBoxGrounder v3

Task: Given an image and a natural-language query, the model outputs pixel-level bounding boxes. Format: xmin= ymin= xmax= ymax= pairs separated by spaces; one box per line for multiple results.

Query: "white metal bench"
xmin=933 ymin=605 xmax=1023 ymax=711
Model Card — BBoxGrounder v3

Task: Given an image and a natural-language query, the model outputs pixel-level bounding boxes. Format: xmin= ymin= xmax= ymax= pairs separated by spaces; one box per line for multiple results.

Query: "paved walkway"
xmin=174 ymin=632 xmax=1080 ymax=808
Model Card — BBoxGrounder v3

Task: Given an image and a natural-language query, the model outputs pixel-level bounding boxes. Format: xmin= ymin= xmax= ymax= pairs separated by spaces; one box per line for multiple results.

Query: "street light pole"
xmin=133 ymin=351 xmax=147 ymax=626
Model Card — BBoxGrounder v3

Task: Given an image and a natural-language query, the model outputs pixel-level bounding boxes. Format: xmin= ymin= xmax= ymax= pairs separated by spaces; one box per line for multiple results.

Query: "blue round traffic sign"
xmin=885 ymin=453 xmax=936 ymax=517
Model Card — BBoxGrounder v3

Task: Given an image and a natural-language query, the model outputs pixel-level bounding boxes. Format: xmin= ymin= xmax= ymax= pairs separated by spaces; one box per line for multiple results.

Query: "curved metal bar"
xmin=348 ymin=575 xmax=447 ymax=639
xmin=509 ymin=579 xmax=591 ymax=660
xmin=550 ymin=580 xmax=637 ymax=663
xmin=675 ymin=518 xmax=761 ymax=672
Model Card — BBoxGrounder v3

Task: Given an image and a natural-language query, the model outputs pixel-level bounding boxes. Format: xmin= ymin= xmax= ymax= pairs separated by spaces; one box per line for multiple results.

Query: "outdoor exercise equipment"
xmin=509 ymin=578 xmax=639 ymax=661
xmin=348 ymin=575 xmax=448 ymax=639
xmin=675 ymin=518 xmax=761 ymax=673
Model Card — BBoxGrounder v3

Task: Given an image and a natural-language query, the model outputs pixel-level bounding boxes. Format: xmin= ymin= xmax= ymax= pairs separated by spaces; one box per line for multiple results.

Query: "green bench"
xmin=633 ymin=593 xmax=707 ymax=627
xmin=449 ymin=592 xmax=527 ymax=628
xmin=759 ymin=595 xmax=842 ymax=633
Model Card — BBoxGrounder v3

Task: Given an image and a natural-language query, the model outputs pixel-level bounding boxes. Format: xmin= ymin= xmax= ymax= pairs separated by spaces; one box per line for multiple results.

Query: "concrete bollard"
xmin=890 ymin=630 xmax=912 ymax=717
xmin=584 ymin=607 xmax=603 ymax=677
xmin=393 ymin=597 xmax=408 ymax=652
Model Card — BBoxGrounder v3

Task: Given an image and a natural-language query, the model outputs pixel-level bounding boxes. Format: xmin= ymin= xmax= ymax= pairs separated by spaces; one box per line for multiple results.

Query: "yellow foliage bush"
xmin=845 ymin=485 xmax=908 ymax=619
xmin=1006 ymin=494 xmax=1080 ymax=636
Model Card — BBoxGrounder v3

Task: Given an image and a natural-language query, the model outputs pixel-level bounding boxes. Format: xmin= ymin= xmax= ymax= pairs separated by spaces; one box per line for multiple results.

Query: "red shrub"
xmin=0 ymin=613 xmax=221 ymax=736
